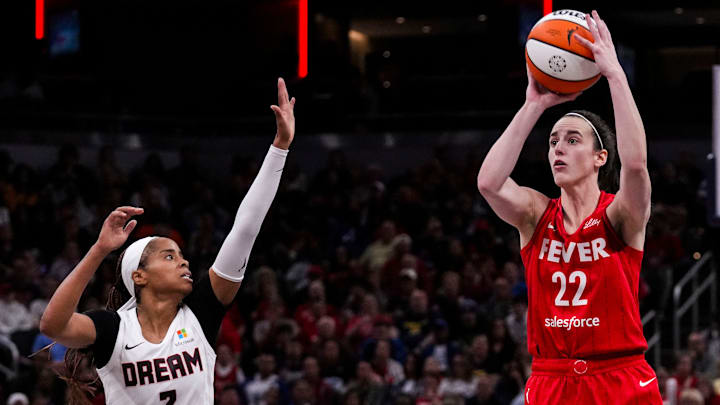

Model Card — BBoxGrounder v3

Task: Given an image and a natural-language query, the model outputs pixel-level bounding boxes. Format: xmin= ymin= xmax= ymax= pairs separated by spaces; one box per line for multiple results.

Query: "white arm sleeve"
xmin=211 ymin=145 xmax=288 ymax=282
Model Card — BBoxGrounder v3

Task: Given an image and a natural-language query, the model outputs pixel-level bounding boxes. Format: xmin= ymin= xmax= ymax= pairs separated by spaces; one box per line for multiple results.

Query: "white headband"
xmin=118 ymin=236 xmax=156 ymax=311
xmin=564 ymin=112 xmax=604 ymax=150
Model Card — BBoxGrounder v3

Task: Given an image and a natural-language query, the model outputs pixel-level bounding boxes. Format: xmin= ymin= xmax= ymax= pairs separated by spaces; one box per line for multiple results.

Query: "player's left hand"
xmin=573 ymin=10 xmax=624 ymax=81
xmin=271 ymin=77 xmax=296 ymax=150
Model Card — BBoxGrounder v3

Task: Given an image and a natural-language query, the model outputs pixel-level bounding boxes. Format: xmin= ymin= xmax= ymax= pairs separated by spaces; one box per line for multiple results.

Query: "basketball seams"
xmin=525 ymin=49 xmax=600 ymax=93
xmin=525 ymin=46 xmax=600 ymax=83
xmin=526 ymin=38 xmax=595 ymax=64
xmin=533 ymin=21 xmax=592 ymax=34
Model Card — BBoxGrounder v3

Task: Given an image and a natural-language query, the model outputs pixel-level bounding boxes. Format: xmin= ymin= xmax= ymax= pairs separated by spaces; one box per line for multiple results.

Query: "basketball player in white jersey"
xmin=39 ymin=78 xmax=296 ymax=405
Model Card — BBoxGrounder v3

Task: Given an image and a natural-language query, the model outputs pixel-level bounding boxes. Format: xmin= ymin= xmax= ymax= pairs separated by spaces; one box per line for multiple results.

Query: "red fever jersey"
xmin=520 ymin=192 xmax=647 ymax=359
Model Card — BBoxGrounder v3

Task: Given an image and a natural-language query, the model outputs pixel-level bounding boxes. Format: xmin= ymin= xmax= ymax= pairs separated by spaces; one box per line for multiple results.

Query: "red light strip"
xmin=298 ymin=0 xmax=308 ymax=78
xmin=35 ymin=0 xmax=44 ymax=39
xmin=543 ymin=0 xmax=552 ymax=16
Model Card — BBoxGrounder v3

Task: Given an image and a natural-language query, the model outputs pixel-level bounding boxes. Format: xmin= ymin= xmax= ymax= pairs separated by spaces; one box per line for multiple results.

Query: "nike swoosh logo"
xmin=125 ymin=342 xmax=144 ymax=350
xmin=639 ymin=377 xmax=656 ymax=387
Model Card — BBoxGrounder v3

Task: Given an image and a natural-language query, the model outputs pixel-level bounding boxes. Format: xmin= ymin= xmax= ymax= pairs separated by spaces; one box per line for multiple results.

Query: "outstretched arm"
xmin=209 ymin=78 xmax=295 ymax=305
xmin=39 ymin=207 xmax=142 ymax=348
xmin=575 ymin=11 xmax=651 ymax=249
xmin=477 ymin=68 xmax=579 ymax=245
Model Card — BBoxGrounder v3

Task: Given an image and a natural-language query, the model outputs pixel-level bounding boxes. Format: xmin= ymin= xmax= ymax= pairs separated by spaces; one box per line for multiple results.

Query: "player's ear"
xmin=132 ymin=269 xmax=148 ymax=287
xmin=595 ymin=149 xmax=607 ymax=168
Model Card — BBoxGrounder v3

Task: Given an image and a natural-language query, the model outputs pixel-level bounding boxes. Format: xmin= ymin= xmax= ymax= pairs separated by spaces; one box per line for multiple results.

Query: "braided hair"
xmin=59 ymin=241 xmax=156 ymax=404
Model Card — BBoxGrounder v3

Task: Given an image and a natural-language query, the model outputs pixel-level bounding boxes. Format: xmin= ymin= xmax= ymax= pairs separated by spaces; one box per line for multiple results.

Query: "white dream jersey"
xmin=97 ymin=305 xmax=216 ymax=405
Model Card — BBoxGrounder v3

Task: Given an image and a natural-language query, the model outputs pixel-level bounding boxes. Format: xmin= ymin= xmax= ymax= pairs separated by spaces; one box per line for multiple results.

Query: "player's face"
xmin=136 ymin=237 xmax=192 ymax=298
xmin=548 ymin=116 xmax=606 ymax=189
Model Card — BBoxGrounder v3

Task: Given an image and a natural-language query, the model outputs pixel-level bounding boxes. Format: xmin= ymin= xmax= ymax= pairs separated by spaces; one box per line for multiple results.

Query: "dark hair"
xmin=60 ymin=240 xmax=156 ymax=404
xmin=566 ymin=110 xmax=620 ymax=193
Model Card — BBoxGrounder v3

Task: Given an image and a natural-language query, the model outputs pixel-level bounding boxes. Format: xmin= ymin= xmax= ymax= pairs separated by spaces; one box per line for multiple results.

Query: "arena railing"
xmin=673 ymin=252 xmax=717 ymax=352
xmin=642 ymin=309 xmax=661 ymax=366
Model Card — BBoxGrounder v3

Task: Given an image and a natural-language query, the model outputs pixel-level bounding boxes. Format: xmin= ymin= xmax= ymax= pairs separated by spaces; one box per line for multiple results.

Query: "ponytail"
xmin=57 ymin=241 xmax=152 ymax=405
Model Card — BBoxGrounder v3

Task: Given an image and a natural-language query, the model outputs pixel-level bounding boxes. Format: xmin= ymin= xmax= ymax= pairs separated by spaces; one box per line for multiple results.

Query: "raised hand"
xmin=573 ymin=10 xmax=624 ymax=80
xmin=525 ymin=64 xmax=582 ymax=110
xmin=95 ymin=206 xmax=144 ymax=253
xmin=271 ymin=77 xmax=296 ymax=150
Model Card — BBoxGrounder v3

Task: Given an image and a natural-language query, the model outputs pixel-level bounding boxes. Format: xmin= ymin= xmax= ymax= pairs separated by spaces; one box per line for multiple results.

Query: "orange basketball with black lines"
xmin=525 ymin=10 xmax=601 ymax=94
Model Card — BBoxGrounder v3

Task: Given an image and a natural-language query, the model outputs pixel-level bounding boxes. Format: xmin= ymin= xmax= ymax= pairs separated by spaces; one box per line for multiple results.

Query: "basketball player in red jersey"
xmin=477 ymin=10 xmax=661 ymax=404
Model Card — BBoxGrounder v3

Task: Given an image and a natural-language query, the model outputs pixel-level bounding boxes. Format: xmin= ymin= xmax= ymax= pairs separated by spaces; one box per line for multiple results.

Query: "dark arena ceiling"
xmin=0 ymin=0 xmax=718 ymax=136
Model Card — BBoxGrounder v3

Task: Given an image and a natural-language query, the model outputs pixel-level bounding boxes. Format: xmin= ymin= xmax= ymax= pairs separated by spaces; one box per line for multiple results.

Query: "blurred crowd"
xmin=0 ymin=140 xmax=714 ymax=405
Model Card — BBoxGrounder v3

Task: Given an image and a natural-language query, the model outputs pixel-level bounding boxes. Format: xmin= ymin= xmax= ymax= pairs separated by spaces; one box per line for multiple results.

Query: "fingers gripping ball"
xmin=525 ymin=10 xmax=600 ymax=94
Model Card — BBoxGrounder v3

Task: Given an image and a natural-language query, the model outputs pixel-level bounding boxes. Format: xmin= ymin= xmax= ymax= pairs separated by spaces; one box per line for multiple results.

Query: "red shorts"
xmin=524 ymin=354 xmax=662 ymax=405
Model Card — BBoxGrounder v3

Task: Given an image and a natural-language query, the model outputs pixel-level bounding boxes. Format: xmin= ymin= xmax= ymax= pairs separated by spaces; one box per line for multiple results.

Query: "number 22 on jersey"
xmin=551 ymin=270 xmax=588 ymax=307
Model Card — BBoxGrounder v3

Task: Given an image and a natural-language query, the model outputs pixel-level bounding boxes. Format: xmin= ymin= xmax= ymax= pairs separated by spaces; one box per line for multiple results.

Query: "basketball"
xmin=525 ymin=9 xmax=601 ymax=94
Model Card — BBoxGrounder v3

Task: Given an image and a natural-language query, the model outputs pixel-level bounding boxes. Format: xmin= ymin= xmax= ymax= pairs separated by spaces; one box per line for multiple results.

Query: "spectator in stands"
xmin=460 ymin=260 xmax=492 ymax=304
xmin=370 ymin=339 xmax=405 ymax=386
xmin=656 ymin=366 xmax=678 ymax=405
xmin=415 ymin=357 xmax=444 ymax=405
xmin=345 ymin=361 xmax=386 ymax=405
xmin=688 ymin=331 xmax=719 ymax=380
xmin=417 ymin=318 xmax=461 ymax=373
xmin=488 ymin=318 xmax=516 ymax=373
xmin=345 ymin=293 xmax=381 ymax=350
xmin=301 ymin=356 xmax=336 ymax=405
xmin=678 ymin=388 xmax=704 ymax=405
xmin=434 ymin=271 xmax=463 ymax=335
xmin=48 ymin=241 xmax=81 ymax=281
xmin=505 ymin=294 xmax=528 ymax=348
xmin=0 ymin=283 xmax=34 ymax=335
xmin=279 ymin=339 xmax=305 ymax=384
xmin=480 ymin=277 xmax=513 ymax=320
xmin=214 ymin=344 xmax=245 ymax=402
xmin=398 ymin=290 xmax=431 ymax=351
xmin=457 ymin=299 xmax=485 ymax=347
xmin=289 ymin=378 xmax=315 ymax=405
xmin=319 ymin=339 xmax=348 ymax=392
xmin=670 ymin=353 xmax=700 ymax=401
xmin=398 ymin=353 xmax=421 ymax=397
xmin=438 ymin=353 xmax=479 ymax=399
xmin=388 ymin=267 xmax=419 ymax=317
xmin=466 ymin=374 xmax=502 ymax=405
xmin=295 ymin=280 xmax=341 ymax=347
xmin=468 ymin=334 xmax=492 ymax=375
xmin=383 ymin=234 xmax=431 ymax=299
xmin=245 ymin=352 xmax=283 ymax=405
xmin=359 ymin=220 xmax=397 ymax=272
